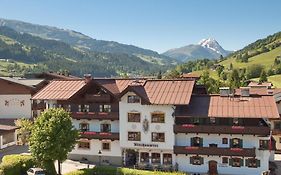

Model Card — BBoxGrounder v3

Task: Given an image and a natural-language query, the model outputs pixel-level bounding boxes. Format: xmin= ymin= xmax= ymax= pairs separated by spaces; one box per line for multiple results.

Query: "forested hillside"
xmin=0 ymin=26 xmax=173 ymax=77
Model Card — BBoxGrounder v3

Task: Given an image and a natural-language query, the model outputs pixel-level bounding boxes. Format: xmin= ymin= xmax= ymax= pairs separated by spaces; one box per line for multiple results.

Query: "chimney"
xmin=84 ymin=74 xmax=92 ymax=83
xmin=240 ymin=87 xmax=250 ymax=97
xmin=219 ymin=87 xmax=230 ymax=97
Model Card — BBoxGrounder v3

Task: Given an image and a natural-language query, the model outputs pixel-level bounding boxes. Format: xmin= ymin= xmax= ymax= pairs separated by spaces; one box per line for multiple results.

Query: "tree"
xmin=29 ymin=108 xmax=79 ymax=175
xmin=15 ymin=118 xmax=33 ymax=145
xmin=229 ymin=69 xmax=241 ymax=88
xmin=157 ymin=70 xmax=162 ymax=79
xmin=216 ymin=66 xmax=224 ymax=77
xmin=259 ymin=70 xmax=268 ymax=83
xmin=229 ymin=63 xmax=233 ymax=70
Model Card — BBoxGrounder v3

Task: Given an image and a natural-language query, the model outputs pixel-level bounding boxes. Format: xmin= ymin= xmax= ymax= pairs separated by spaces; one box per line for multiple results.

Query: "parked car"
xmin=27 ymin=168 xmax=46 ymax=175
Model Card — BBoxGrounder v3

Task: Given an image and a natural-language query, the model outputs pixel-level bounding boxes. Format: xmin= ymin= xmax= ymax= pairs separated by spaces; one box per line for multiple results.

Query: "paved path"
xmin=55 ymin=159 xmax=96 ymax=174
xmin=0 ymin=145 xmax=29 ymax=162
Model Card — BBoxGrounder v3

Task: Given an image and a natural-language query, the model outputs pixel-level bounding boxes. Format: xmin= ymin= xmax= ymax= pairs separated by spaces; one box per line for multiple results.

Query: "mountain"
xmin=163 ymin=38 xmax=232 ymax=61
xmin=0 ymin=26 xmax=173 ymax=77
xmin=0 ymin=18 xmax=178 ymax=65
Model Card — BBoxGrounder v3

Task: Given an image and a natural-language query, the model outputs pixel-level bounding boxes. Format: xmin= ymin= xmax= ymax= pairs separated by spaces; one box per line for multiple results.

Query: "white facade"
xmin=119 ymin=92 xmax=175 ymax=151
xmin=0 ymin=94 xmax=32 ymax=118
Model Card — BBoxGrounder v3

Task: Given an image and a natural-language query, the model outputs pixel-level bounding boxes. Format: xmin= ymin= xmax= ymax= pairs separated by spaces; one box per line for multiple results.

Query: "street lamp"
xmin=98 ymin=150 xmax=102 ymax=166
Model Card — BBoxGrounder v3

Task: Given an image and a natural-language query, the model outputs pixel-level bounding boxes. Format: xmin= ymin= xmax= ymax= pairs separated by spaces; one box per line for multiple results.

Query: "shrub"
xmin=0 ymin=154 xmax=36 ymax=175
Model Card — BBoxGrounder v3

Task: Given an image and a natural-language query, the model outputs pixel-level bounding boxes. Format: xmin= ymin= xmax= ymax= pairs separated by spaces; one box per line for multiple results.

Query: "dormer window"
xmin=128 ymin=95 xmax=140 ymax=103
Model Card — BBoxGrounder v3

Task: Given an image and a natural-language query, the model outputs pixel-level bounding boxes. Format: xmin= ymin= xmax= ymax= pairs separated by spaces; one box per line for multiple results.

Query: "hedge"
xmin=65 ymin=166 xmax=187 ymax=175
xmin=0 ymin=154 xmax=36 ymax=175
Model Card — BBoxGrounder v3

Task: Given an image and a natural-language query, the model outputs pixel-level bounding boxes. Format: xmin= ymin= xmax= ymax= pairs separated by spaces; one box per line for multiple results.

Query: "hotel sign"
xmin=134 ymin=143 xmax=158 ymax=148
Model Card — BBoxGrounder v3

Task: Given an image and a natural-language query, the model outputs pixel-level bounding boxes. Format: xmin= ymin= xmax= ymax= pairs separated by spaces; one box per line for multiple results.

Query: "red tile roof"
xmin=32 ymin=79 xmax=86 ymax=100
xmin=120 ymin=79 xmax=195 ymax=105
xmin=179 ymin=95 xmax=279 ymax=119
xmin=248 ymin=82 xmax=272 ymax=87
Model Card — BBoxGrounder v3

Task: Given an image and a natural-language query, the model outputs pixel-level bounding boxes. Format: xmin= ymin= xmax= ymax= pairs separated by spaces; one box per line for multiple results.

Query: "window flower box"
xmin=185 ymin=146 xmax=199 ymax=150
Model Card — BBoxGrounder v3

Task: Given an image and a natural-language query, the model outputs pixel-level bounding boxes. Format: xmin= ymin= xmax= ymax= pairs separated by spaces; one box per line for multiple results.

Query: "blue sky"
xmin=0 ymin=0 xmax=280 ymax=52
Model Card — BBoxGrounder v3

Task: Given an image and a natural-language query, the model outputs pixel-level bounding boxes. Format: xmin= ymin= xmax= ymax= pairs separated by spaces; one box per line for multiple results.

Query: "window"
xmin=140 ymin=152 xmax=149 ymax=163
xmin=259 ymin=140 xmax=269 ymax=149
xmin=65 ymin=104 xmax=71 ymax=112
xmin=222 ymin=157 xmax=228 ymax=164
xmin=151 ymin=113 xmax=165 ymax=123
xmin=79 ymin=123 xmax=89 ymax=132
xmin=190 ymin=156 xmax=203 ymax=165
xmin=229 ymin=158 xmax=243 ymax=167
xmin=102 ymin=142 xmax=110 ymax=151
xmin=233 ymin=118 xmax=239 ymax=126
xmin=151 ymin=153 xmax=160 ymax=163
xmin=128 ymin=112 xmax=141 ymax=122
xmin=163 ymin=154 xmax=172 ymax=164
xmin=100 ymin=123 xmax=111 ymax=132
xmin=78 ymin=141 xmax=90 ymax=149
xmin=222 ymin=138 xmax=228 ymax=144
xmin=152 ymin=132 xmax=165 ymax=142
xmin=279 ymin=137 xmax=281 ymax=144
xmin=99 ymin=105 xmax=111 ymax=112
xmin=78 ymin=104 xmax=89 ymax=112
xmin=192 ymin=118 xmax=200 ymax=125
xmin=230 ymin=138 xmax=242 ymax=148
xmin=274 ymin=121 xmax=281 ymax=129
xmin=191 ymin=137 xmax=203 ymax=147
xmin=128 ymin=95 xmax=141 ymax=103
xmin=128 ymin=132 xmax=141 ymax=141
xmin=210 ymin=117 xmax=216 ymax=124
xmin=246 ymin=158 xmax=260 ymax=168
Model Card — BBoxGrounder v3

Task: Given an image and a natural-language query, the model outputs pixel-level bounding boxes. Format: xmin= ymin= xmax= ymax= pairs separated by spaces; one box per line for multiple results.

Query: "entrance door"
xmin=208 ymin=160 xmax=218 ymax=175
xmin=125 ymin=149 xmax=138 ymax=167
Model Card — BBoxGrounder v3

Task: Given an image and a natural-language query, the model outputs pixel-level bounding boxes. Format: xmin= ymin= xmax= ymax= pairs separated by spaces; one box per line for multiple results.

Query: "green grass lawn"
xmin=220 ymin=46 xmax=281 ymax=70
xmin=192 ymin=69 xmax=220 ymax=80
xmin=64 ymin=166 xmax=187 ymax=175
xmin=0 ymin=59 xmax=34 ymax=76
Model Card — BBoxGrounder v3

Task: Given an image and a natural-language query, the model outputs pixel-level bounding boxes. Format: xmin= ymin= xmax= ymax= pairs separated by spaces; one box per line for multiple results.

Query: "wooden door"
xmin=208 ymin=160 xmax=218 ymax=175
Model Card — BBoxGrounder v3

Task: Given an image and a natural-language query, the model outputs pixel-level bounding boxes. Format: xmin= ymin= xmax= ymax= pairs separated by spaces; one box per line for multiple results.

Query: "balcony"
xmin=32 ymin=102 xmax=46 ymax=110
xmin=174 ymin=146 xmax=256 ymax=157
xmin=71 ymin=112 xmax=119 ymax=120
xmin=174 ymin=124 xmax=270 ymax=135
xmin=80 ymin=131 xmax=119 ymax=140
xmin=85 ymin=94 xmax=111 ymax=103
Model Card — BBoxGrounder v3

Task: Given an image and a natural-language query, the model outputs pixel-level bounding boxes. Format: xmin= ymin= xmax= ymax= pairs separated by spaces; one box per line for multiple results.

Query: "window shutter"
xmin=239 ymin=139 xmax=243 ymax=148
xmin=190 ymin=157 xmax=194 ymax=164
xmin=200 ymin=157 xmax=204 ymax=165
xmin=230 ymin=139 xmax=233 ymax=148
xmin=229 ymin=158 xmax=233 ymax=166
xmin=245 ymin=159 xmax=249 ymax=166
xmin=191 ymin=138 xmax=194 ymax=146
xmin=200 ymin=138 xmax=203 ymax=147
xmin=257 ymin=159 xmax=261 ymax=167
xmin=240 ymin=158 xmax=244 ymax=166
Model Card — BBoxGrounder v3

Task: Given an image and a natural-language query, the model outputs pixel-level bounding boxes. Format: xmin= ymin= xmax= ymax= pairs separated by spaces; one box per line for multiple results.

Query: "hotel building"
xmin=32 ymin=76 xmax=280 ymax=175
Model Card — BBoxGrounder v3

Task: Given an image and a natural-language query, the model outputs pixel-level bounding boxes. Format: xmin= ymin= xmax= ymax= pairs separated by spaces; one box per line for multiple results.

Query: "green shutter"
xmin=200 ymin=157 xmax=204 ymax=165
xmin=200 ymin=138 xmax=203 ymax=147
xmin=230 ymin=139 xmax=233 ymax=148
xmin=239 ymin=139 xmax=243 ymax=148
xmin=257 ymin=159 xmax=261 ymax=167
xmin=229 ymin=158 xmax=233 ymax=166
xmin=191 ymin=138 xmax=194 ymax=146
xmin=245 ymin=159 xmax=249 ymax=167
xmin=190 ymin=157 xmax=193 ymax=164
xmin=240 ymin=158 xmax=244 ymax=166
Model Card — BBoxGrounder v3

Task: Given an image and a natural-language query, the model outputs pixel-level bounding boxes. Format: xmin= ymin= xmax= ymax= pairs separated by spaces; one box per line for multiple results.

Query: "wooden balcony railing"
xmin=174 ymin=146 xmax=256 ymax=157
xmin=85 ymin=94 xmax=111 ymax=103
xmin=80 ymin=131 xmax=119 ymax=140
xmin=32 ymin=102 xmax=46 ymax=110
xmin=174 ymin=124 xmax=270 ymax=135
xmin=71 ymin=112 xmax=119 ymax=120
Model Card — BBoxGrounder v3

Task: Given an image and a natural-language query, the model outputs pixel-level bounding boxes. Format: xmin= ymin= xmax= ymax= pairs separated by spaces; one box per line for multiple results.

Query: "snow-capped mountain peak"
xmin=198 ymin=38 xmax=226 ymax=55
